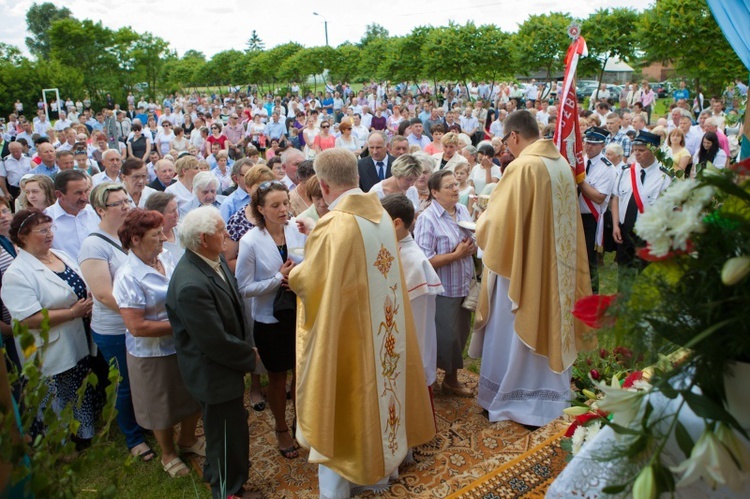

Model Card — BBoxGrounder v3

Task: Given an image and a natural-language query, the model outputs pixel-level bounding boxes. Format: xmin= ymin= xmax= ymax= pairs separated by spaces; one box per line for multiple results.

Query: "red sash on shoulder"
xmin=629 ymin=164 xmax=645 ymax=214
xmin=583 ymin=195 xmax=600 ymax=222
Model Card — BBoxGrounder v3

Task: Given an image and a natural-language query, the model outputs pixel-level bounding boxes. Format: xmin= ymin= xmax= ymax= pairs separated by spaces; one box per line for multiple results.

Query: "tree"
xmin=359 ymin=23 xmax=390 ymax=48
xmin=386 ymin=26 xmax=435 ymax=86
xmin=246 ymin=30 xmax=265 ymax=52
xmin=580 ymin=8 xmax=640 ymax=88
xmin=473 ymin=25 xmax=513 ymax=89
xmin=327 ymin=43 xmax=363 ymax=84
xmin=359 ymin=36 xmax=396 ymax=84
xmin=638 ymin=0 xmax=745 ymax=95
xmin=25 ymin=2 xmax=72 ymax=59
xmin=132 ymin=33 xmax=173 ymax=99
xmin=514 ymin=12 xmax=574 ymax=83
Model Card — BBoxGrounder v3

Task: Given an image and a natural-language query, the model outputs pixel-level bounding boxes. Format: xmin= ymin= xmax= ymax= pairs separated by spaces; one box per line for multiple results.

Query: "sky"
xmin=0 ymin=0 xmax=654 ymax=59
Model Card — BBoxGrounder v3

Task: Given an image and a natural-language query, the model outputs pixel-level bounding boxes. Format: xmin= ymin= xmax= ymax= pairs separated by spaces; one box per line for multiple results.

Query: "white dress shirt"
xmin=45 ymin=202 xmax=100 ymax=260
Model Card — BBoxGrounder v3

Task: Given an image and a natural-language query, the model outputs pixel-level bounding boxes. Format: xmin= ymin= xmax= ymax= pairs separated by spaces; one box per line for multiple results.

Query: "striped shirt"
xmin=414 ymin=201 xmax=474 ymax=298
xmin=607 ymin=129 xmax=632 ymax=158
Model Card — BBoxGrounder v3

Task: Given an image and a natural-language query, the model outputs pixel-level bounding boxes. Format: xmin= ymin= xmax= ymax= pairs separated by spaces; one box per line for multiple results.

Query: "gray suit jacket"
xmin=166 ymin=250 xmax=255 ymax=404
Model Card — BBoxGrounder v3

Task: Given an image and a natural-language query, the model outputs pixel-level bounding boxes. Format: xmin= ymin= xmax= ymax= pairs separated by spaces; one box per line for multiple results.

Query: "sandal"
xmin=131 ymin=442 xmax=156 ymax=462
xmin=249 ymin=393 xmax=266 ymax=412
xmin=178 ymin=438 xmax=206 ymax=457
xmin=162 ymin=457 xmax=189 ymax=478
xmin=274 ymin=429 xmax=298 ymax=459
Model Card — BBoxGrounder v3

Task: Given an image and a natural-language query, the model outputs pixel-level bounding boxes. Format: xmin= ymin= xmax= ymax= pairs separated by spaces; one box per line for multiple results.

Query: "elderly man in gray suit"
xmin=166 ymin=206 xmax=258 ymax=499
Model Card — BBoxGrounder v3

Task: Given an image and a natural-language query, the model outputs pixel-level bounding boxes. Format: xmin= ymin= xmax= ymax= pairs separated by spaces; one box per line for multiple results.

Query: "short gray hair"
xmin=179 ymin=205 xmax=223 ymax=251
xmin=280 ymin=148 xmax=303 ymax=166
xmin=192 ymin=171 xmax=219 ymax=192
xmin=605 ymin=143 xmax=624 ymax=158
xmin=391 ymin=154 xmax=424 ymax=178
xmin=102 ymin=148 xmax=121 ymax=161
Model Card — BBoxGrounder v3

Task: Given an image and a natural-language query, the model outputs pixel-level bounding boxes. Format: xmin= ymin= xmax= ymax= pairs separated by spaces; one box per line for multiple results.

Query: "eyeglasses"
xmin=501 ymin=130 xmax=517 ymax=145
xmin=257 ymin=180 xmax=286 ymax=192
xmin=105 ymin=199 xmax=134 ymax=208
xmin=31 ymin=226 xmax=54 ymax=235
xmin=441 ymin=182 xmax=460 ymax=190
xmin=128 ymin=175 xmax=149 ymax=181
xmin=321 ymin=125 xmax=330 ymax=129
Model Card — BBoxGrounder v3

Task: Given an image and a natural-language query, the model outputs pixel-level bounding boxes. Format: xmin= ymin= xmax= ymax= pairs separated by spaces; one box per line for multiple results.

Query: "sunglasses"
xmin=258 ymin=180 xmax=286 ymax=192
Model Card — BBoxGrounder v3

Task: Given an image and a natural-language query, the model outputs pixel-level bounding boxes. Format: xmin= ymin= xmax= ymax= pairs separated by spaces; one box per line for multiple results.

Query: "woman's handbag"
xmin=462 ymin=266 xmax=480 ymax=311
xmin=273 ymin=286 xmax=297 ymax=328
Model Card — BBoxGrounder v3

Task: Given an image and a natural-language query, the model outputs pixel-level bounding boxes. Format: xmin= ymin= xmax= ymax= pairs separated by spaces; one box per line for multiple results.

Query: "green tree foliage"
xmin=580 ymin=8 xmax=640 ymax=86
xmin=131 ymin=33 xmax=173 ymax=99
xmin=246 ymin=30 xmax=265 ymax=52
xmin=25 ymin=2 xmax=72 ymax=59
xmin=638 ymin=0 xmax=746 ymax=95
xmin=360 ymin=23 xmax=390 ymax=48
xmin=387 ymin=26 xmax=435 ymax=85
xmin=514 ymin=12 xmax=574 ymax=82
xmin=327 ymin=43 xmax=363 ymax=84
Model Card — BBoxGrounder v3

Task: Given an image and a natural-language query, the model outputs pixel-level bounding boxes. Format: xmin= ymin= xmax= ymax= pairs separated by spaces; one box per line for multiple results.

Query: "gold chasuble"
xmin=474 ymin=139 xmax=595 ymax=373
xmin=289 ymin=192 xmax=435 ymax=485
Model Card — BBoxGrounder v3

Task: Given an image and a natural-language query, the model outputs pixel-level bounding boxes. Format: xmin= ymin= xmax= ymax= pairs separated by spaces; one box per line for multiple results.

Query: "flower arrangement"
xmin=566 ymin=161 xmax=750 ymax=495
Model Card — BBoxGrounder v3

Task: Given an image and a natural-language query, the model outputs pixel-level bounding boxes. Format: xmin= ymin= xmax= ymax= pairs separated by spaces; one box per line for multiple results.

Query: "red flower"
xmin=637 ymin=241 xmax=694 ymax=262
xmin=589 ymin=369 xmax=601 ymax=381
xmin=622 ymin=371 xmax=644 ymax=389
xmin=599 ymin=348 xmax=609 ymax=359
xmin=572 ymin=294 xmax=618 ymax=329
xmin=565 ymin=410 xmax=608 ymax=437
xmin=729 ymin=156 xmax=750 ymax=176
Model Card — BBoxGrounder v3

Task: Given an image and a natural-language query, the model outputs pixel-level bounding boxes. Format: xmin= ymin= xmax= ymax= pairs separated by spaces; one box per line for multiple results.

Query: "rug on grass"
xmin=445 ymin=427 xmax=569 ymax=499
xmin=186 ymin=371 xmax=565 ymax=498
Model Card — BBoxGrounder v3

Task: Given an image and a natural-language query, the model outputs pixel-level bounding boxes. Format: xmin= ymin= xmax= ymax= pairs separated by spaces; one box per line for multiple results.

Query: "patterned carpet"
xmin=187 ymin=371 xmax=568 ymax=498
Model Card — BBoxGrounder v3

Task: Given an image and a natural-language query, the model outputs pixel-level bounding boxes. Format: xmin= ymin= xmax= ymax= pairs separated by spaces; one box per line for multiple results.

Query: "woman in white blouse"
xmin=368 ymin=153 xmax=423 ymax=210
xmin=113 ymin=209 xmax=202 ymax=477
xmin=165 ymin=155 xmax=199 ymax=210
xmin=236 ymin=181 xmax=305 ymax=460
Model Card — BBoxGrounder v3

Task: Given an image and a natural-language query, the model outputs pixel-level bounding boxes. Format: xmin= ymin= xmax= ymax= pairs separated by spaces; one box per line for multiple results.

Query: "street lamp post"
xmin=312 ymin=12 xmax=329 ymax=46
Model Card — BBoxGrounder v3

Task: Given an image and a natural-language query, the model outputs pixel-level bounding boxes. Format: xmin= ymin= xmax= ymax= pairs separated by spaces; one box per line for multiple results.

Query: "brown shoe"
xmin=441 ymin=382 xmax=473 ymax=397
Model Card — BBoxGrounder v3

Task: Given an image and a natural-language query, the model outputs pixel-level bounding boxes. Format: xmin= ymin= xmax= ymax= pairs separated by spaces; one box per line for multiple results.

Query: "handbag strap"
xmin=87 ymin=232 xmax=127 ymax=255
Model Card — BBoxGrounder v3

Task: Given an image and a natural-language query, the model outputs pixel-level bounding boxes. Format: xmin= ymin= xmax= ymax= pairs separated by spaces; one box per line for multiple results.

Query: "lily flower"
xmin=595 ymin=375 xmax=648 ymax=427
xmin=633 ymin=465 xmax=657 ymax=499
xmin=716 ymin=423 xmax=750 ymax=474
xmin=670 ymin=427 xmax=747 ymax=491
xmin=721 ymin=256 xmax=750 ymax=286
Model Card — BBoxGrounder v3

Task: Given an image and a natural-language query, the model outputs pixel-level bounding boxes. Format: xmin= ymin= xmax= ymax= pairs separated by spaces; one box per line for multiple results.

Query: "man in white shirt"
xmin=280 ymin=148 xmax=304 ymax=190
xmin=489 ymin=110 xmax=507 ymax=138
xmin=0 ymin=141 xmax=32 ymax=198
xmin=54 ymin=111 xmax=72 ymax=132
xmin=45 ymin=169 xmax=100 ymax=259
xmin=611 ymin=131 xmax=672 ymax=287
xmin=92 ymin=149 xmax=123 ymax=186
xmin=351 ymin=114 xmax=369 ymax=145
xmin=360 ymin=106 xmax=373 ymax=130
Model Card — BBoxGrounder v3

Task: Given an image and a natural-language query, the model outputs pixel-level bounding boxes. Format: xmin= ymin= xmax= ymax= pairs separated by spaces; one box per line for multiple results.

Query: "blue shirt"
xmin=673 ymin=88 xmax=690 ymax=101
xmin=265 ymin=121 xmax=286 ymax=140
xmin=30 ymin=163 xmax=59 ymax=177
xmin=219 ymin=187 xmax=250 ymax=222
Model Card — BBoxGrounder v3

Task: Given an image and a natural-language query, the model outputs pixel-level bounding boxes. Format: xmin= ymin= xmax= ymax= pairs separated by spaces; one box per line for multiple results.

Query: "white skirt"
xmin=476 ymin=274 xmax=572 ymax=427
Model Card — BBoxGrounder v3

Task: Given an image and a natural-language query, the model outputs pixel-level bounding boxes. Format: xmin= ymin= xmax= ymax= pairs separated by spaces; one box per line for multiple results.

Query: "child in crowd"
xmin=453 ymin=162 xmax=475 ymax=212
xmin=380 ymin=193 xmax=443 ymax=403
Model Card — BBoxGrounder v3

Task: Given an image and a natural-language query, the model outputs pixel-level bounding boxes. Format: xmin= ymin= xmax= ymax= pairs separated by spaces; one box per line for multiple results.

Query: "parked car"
xmin=651 ymin=82 xmax=670 ymax=99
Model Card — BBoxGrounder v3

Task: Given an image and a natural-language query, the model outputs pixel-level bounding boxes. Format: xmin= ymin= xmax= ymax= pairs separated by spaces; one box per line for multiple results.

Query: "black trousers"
xmin=201 ymin=397 xmax=249 ymax=498
xmin=581 ymin=213 xmax=599 ymax=293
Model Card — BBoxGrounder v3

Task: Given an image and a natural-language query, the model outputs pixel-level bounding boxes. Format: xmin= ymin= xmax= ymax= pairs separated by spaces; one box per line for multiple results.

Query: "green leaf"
xmin=675 ymin=421 xmax=695 ymax=458
xmin=602 ymin=484 xmax=628 ymax=494
xmin=682 ymin=391 xmax=738 ymax=423
xmin=606 ymin=422 xmax=643 ymax=436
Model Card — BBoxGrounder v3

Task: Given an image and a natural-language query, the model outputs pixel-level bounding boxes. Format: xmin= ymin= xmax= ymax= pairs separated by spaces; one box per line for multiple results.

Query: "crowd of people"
xmin=0 ymin=76 xmax=745 ymax=498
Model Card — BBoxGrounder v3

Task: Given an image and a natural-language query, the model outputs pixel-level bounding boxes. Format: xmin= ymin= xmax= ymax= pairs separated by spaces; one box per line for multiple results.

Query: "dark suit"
xmin=166 ymin=251 xmax=256 ymax=498
xmin=148 ymin=178 xmax=174 ymax=192
xmin=358 ymin=154 xmax=394 ymax=192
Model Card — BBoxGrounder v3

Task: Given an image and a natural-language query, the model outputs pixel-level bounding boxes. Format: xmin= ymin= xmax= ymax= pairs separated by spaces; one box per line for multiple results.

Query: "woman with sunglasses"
xmin=236 ymin=180 xmax=306 ymax=459
xmin=2 ymin=209 xmax=99 ymax=450
xmin=206 ymin=122 xmax=230 ymax=154
xmin=313 ymin=120 xmax=336 ymax=155
xmin=155 ymin=121 xmax=175 ymax=158
xmin=78 ymin=183 xmax=153 ymax=460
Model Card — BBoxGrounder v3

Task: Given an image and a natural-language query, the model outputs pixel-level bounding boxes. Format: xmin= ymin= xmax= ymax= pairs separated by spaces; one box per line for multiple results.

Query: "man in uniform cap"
xmin=610 ymin=130 xmax=672 ymax=288
xmin=579 ymin=127 xmax=617 ymax=293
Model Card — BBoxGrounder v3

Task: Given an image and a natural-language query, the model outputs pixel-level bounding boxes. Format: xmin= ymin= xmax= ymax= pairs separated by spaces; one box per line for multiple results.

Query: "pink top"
xmin=640 ymin=89 xmax=656 ymax=107
xmin=314 ymin=134 xmax=336 ymax=151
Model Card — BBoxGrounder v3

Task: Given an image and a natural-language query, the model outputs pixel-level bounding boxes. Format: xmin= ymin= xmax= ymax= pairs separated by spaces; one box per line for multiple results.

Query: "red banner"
xmin=554 ymin=36 xmax=588 ymax=184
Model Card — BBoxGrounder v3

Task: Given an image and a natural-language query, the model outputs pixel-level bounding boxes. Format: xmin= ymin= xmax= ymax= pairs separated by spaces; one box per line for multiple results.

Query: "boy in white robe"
xmin=381 ymin=194 xmax=444 ymax=391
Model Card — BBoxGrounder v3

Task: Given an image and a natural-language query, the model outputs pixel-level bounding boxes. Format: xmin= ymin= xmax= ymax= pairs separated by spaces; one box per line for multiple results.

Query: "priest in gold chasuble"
xmin=289 ymin=149 xmax=435 ymax=498
xmin=469 ymin=111 xmax=596 ymax=427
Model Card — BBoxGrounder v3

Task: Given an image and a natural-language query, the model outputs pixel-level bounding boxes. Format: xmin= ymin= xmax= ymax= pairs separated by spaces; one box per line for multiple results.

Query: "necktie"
xmin=586 ymin=159 xmax=592 ymax=175
xmin=640 ymin=169 xmax=646 ymax=184
xmin=376 ymin=161 xmax=385 ymax=181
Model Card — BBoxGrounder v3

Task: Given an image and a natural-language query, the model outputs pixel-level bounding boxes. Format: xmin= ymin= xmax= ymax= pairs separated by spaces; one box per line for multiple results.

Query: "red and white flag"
xmin=554 ymin=34 xmax=588 ymax=184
